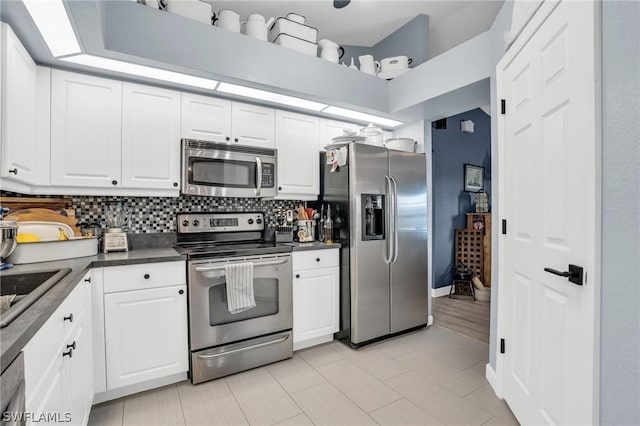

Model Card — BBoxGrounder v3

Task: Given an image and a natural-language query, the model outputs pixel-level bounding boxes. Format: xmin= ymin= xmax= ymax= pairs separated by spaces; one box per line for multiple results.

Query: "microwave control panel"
xmin=261 ymin=163 xmax=275 ymax=188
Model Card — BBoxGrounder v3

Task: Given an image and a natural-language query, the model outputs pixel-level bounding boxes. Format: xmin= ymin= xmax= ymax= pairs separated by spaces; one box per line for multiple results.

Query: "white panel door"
xmin=51 ymin=70 xmax=122 ymax=187
xmin=122 ymin=83 xmax=181 ymax=190
xmin=275 ymin=110 xmax=319 ymax=199
xmin=500 ymin=2 xmax=598 ymax=425
xmin=1 ymin=25 xmax=42 ymax=184
xmin=292 ymin=267 xmax=339 ymax=344
xmin=104 ymin=285 xmax=188 ymax=390
xmin=181 ymin=93 xmax=231 ymax=142
xmin=318 ymin=118 xmax=359 ymax=152
xmin=231 ymin=102 xmax=275 ymax=148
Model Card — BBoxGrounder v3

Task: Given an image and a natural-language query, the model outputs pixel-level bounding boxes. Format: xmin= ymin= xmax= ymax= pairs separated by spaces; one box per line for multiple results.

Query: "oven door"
xmin=182 ymin=144 xmax=276 ymax=198
xmin=188 ymin=254 xmax=292 ymax=351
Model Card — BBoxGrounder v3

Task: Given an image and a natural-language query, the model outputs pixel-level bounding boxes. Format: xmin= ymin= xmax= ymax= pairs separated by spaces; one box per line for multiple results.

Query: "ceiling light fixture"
xmin=23 ymin=0 xmax=81 ymax=57
xmin=61 ymin=54 xmax=219 ymax=90
xmin=322 ymin=106 xmax=403 ymax=128
xmin=216 ymin=83 xmax=328 ymax=112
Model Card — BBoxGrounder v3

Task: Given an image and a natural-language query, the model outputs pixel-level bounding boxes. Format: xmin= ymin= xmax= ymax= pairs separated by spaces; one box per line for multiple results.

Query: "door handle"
xmin=197 ymin=333 xmax=290 ymax=359
xmin=544 ymin=264 xmax=584 ymax=286
xmin=384 ymin=175 xmax=393 ymax=264
xmin=390 ymin=175 xmax=399 ymax=264
xmin=255 ymin=157 xmax=263 ymax=197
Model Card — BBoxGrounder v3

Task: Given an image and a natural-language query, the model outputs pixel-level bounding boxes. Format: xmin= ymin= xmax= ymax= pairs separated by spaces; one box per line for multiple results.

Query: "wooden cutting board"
xmin=0 ymin=197 xmax=72 ymax=211
xmin=4 ymin=208 xmax=81 ymax=236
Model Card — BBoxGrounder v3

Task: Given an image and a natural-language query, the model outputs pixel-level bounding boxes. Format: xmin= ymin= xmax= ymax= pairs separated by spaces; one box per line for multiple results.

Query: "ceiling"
xmin=204 ymin=0 xmax=504 ymax=57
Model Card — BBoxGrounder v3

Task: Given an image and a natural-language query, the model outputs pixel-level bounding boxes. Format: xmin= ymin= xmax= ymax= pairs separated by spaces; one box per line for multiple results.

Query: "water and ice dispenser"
xmin=361 ymin=194 xmax=385 ymax=240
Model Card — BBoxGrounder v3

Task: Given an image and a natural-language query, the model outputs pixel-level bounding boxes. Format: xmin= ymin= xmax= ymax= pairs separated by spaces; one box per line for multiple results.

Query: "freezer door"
xmin=389 ymin=150 xmax=429 ymax=333
xmin=350 ymin=144 xmax=391 ymax=344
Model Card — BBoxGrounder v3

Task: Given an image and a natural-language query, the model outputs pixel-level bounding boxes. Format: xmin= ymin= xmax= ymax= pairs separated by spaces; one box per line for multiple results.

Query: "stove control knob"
xmin=182 ymin=220 xmax=189 ymax=227
xmin=256 ymin=218 xmax=262 ymax=225
xmin=247 ymin=219 xmax=254 ymax=225
xmin=192 ymin=220 xmax=200 ymax=227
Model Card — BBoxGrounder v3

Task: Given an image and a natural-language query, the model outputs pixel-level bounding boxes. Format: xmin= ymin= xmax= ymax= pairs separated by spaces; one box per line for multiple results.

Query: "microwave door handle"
xmin=194 ymin=258 xmax=288 ymax=272
xmin=256 ymin=157 xmax=263 ymax=197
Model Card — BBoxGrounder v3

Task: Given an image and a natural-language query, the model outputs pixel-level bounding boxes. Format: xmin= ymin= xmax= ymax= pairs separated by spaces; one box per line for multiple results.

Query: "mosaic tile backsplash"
xmin=1 ymin=192 xmax=302 ymax=233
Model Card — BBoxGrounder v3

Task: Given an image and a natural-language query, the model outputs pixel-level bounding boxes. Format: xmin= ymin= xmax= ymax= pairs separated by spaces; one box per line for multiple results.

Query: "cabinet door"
xmin=275 ymin=111 xmax=319 ymax=199
xmin=319 ymin=119 xmax=359 ymax=152
xmin=1 ymin=25 xmax=49 ymax=185
xmin=51 ymin=70 xmax=122 ymax=187
xmin=26 ymin=350 xmax=66 ymax=425
xmin=231 ymin=102 xmax=275 ymax=148
xmin=293 ymin=266 xmax=339 ymax=345
xmin=122 ymin=83 xmax=181 ymax=190
xmin=65 ymin=306 xmax=93 ymax=426
xmin=181 ymin=93 xmax=231 ymax=142
xmin=104 ymin=285 xmax=188 ymax=390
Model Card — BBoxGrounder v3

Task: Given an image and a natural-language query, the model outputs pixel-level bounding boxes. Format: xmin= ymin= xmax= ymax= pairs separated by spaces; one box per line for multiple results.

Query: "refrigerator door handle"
xmin=390 ymin=175 xmax=399 ymax=263
xmin=384 ymin=175 xmax=394 ymax=264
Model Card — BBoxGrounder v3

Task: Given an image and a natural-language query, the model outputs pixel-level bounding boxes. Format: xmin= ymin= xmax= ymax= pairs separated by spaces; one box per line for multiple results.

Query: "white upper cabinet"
xmin=181 ymin=93 xmax=231 ymax=143
xmin=318 ymin=119 xmax=359 ymax=152
xmin=122 ymin=83 xmax=181 ymax=190
xmin=275 ymin=110 xmax=319 ymax=200
xmin=0 ymin=24 xmax=50 ymax=185
xmin=51 ymin=69 xmax=122 ymax=188
xmin=231 ymin=102 xmax=275 ymax=148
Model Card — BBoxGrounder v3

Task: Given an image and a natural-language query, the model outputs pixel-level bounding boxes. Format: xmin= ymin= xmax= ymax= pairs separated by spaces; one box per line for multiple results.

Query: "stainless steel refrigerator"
xmin=321 ymin=143 xmax=428 ymax=346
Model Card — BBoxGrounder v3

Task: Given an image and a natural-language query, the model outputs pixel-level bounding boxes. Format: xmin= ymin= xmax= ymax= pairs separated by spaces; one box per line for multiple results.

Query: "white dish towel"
xmin=224 ymin=262 xmax=256 ymax=314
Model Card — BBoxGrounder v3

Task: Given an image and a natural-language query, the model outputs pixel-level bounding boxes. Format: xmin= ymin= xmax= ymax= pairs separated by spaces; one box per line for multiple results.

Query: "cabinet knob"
xmin=234 ymin=138 xmax=239 ymax=143
xmin=67 ymin=341 xmax=76 ymax=350
xmin=278 ymin=186 xmax=282 ymax=191
xmin=63 ymin=313 xmax=73 ymax=323
xmin=62 ymin=348 xmax=73 ymax=358
xmin=84 ymin=277 xmax=91 ymax=283
xmin=173 ymin=182 xmax=179 ymax=187
xmin=295 ymin=274 xmax=300 ymax=279
xmin=225 ymin=136 xmax=231 ymax=141
xmin=8 ymin=168 xmax=17 ymax=175
xmin=316 ymin=258 xmax=320 ymax=262
xmin=112 ymin=180 xmax=118 ymax=186
xmin=144 ymin=274 xmax=150 ymax=279
xmin=179 ymin=289 xmax=184 ymax=295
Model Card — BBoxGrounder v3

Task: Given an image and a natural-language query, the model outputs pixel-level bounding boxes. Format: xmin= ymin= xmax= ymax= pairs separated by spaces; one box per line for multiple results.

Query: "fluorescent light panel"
xmin=217 ymin=82 xmax=327 ymax=112
xmin=61 ymin=54 xmax=219 ymax=90
xmin=23 ymin=0 xmax=81 ymax=57
xmin=322 ymin=106 xmax=403 ymax=128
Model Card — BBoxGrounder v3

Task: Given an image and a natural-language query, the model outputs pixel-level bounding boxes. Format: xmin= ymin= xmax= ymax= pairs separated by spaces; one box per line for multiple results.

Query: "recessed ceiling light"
xmin=61 ymin=54 xmax=219 ymax=90
xmin=216 ymin=83 xmax=327 ymax=112
xmin=322 ymin=106 xmax=403 ymax=128
xmin=23 ymin=0 xmax=81 ymax=57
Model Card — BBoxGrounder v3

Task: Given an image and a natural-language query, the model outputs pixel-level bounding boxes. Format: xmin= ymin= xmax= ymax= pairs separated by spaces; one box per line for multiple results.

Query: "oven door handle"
xmin=197 ymin=333 xmax=290 ymax=359
xmin=194 ymin=258 xmax=288 ymax=272
xmin=255 ymin=157 xmax=263 ymax=197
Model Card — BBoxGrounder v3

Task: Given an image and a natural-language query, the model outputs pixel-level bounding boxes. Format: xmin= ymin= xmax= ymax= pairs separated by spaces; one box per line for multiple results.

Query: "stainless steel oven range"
xmin=175 ymin=212 xmax=293 ymax=384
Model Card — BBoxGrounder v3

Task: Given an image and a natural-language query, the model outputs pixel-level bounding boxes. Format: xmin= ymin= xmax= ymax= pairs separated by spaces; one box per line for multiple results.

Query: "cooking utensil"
xmin=4 ymin=208 xmax=80 ymax=236
xmin=214 ymin=9 xmax=241 ymax=32
xmin=79 ymin=222 xmax=104 ymax=238
xmin=269 ymin=17 xmax=317 ymax=43
xmin=286 ymin=13 xmax=305 ymax=24
xmin=358 ymin=55 xmax=380 ymax=75
xmin=318 ymin=39 xmax=344 ymax=63
xmin=16 ymin=222 xmax=74 ymax=241
xmin=385 ymin=137 xmax=417 ymax=152
xmin=379 ymin=55 xmax=413 ymax=72
xmin=272 ymin=33 xmax=317 ymax=56
xmin=0 ymin=221 xmax=18 ymax=261
xmin=359 ymin=123 xmax=384 ymax=147
xmin=243 ymin=14 xmax=275 ymax=41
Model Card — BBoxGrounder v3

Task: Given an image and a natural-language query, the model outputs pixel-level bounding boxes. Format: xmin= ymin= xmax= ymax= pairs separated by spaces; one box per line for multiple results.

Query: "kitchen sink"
xmin=0 ymin=268 xmax=72 ymax=328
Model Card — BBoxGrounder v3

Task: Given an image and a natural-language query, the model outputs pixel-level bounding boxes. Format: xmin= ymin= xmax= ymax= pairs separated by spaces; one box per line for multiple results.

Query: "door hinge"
xmin=501 ymin=99 xmax=506 ymax=114
xmin=500 ymin=338 xmax=506 ymax=354
xmin=501 ymin=219 xmax=507 ymax=235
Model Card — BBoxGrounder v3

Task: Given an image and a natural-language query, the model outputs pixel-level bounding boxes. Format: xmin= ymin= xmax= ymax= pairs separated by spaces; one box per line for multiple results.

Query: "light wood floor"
xmin=89 ymin=325 xmax=517 ymax=426
xmin=432 ymin=295 xmax=491 ymax=344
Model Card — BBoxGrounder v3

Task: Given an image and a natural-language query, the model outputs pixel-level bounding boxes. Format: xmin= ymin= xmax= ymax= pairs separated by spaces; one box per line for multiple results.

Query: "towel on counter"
xmin=224 ymin=262 xmax=256 ymax=314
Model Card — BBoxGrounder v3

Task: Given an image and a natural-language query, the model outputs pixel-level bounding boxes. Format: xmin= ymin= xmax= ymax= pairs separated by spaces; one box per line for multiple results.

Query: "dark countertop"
xmin=284 ymin=242 xmax=342 ymax=251
xmin=0 ymin=248 xmax=185 ymax=374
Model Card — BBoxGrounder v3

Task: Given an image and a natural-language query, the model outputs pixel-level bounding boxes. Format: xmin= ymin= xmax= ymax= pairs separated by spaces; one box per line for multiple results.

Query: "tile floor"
xmin=88 ymin=325 xmax=518 ymax=426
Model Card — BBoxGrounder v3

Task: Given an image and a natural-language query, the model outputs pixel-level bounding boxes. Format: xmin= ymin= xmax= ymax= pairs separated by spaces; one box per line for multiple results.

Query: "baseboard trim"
xmin=485 ymin=363 xmax=502 ymax=399
xmin=293 ymin=334 xmax=334 ymax=351
xmin=432 ymin=285 xmax=452 ymax=298
xmin=427 ymin=315 xmax=434 ymax=326
xmin=93 ymin=372 xmax=188 ymax=404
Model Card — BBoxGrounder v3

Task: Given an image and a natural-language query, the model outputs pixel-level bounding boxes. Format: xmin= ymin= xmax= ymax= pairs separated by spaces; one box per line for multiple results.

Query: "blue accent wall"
xmin=431 ymin=108 xmax=491 ymax=288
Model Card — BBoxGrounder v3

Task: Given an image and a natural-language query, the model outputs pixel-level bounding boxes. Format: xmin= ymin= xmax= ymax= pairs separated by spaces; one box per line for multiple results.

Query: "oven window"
xmin=209 ymin=278 xmax=279 ymax=326
xmin=191 ymin=158 xmax=256 ymax=188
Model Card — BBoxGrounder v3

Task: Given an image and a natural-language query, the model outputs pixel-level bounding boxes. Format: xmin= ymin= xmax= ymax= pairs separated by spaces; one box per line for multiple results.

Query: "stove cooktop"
xmin=175 ymin=240 xmax=291 ymax=259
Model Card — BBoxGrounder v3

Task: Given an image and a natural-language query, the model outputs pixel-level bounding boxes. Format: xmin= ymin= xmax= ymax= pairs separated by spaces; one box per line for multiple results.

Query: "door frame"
xmin=494 ymin=0 xmax=601 ymax=422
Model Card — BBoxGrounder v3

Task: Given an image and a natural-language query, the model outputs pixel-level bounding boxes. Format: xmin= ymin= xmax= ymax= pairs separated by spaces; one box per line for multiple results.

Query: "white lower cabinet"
xmin=24 ymin=272 xmax=93 ymax=426
xmin=103 ymin=262 xmax=188 ymax=390
xmin=292 ymin=249 xmax=340 ymax=350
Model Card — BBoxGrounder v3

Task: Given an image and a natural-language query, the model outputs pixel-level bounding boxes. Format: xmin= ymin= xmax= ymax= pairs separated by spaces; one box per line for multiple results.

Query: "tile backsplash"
xmin=1 ymin=192 xmax=302 ymax=233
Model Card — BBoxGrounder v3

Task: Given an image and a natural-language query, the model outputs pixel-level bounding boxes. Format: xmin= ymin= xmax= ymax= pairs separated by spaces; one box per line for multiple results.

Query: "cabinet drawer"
xmin=103 ymin=261 xmax=186 ymax=293
xmin=292 ymin=248 xmax=339 ymax=271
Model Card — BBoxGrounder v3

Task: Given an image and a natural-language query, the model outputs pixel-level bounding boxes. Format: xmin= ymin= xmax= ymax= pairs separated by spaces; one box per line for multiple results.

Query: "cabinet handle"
xmin=316 ymin=258 xmax=320 ymax=262
xmin=179 ymin=289 xmax=184 ymax=295
xmin=173 ymin=182 xmax=179 ymax=187
xmin=234 ymin=138 xmax=239 ymax=143
xmin=225 ymin=136 xmax=231 ymax=141
xmin=144 ymin=274 xmax=150 ymax=279
xmin=63 ymin=313 xmax=73 ymax=323
xmin=67 ymin=341 xmax=76 ymax=350
xmin=112 ymin=180 xmax=118 ymax=186
xmin=295 ymin=274 xmax=300 ymax=279
xmin=62 ymin=348 xmax=73 ymax=358
xmin=8 ymin=168 xmax=17 ymax=175
xmin=278 ymin=186 xmax=282 ymax=191
xmin=84 ymin=277 xmax=91 ymax=283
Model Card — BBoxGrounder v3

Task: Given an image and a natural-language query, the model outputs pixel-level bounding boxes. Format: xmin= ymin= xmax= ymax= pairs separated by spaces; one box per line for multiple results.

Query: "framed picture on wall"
xmin=464 ymin=164 xmax=484 ymax=192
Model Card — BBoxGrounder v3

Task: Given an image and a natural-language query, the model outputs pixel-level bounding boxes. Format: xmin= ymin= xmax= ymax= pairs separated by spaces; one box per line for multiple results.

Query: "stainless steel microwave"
xmin=181 ymin=139 xmax=277 ymax=198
